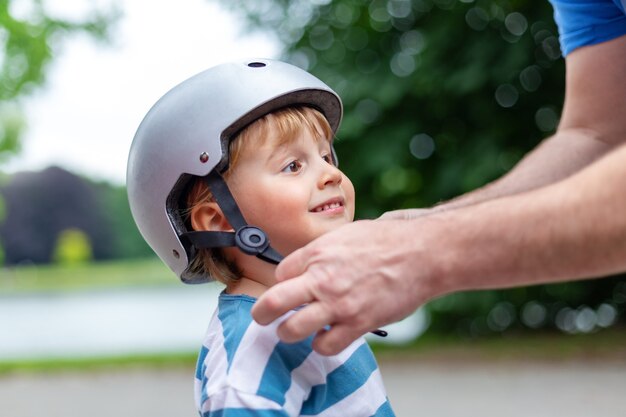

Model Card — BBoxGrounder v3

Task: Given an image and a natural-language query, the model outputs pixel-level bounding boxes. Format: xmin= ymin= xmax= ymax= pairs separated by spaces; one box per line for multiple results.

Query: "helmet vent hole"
xmin=247 ymin=62 xmax=266 ymax=68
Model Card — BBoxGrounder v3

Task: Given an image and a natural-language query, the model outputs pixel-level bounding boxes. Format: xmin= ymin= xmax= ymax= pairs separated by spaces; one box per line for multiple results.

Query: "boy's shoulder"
xmin=196 ymin=293 xmax=387 ymax=414
xmin=212 ymin=292 xmax=369 ymax=360
xmin=207 ymin=293 xmax=372 ymax=373
xmin=210 ymin=292 xmax=301 ymax=347
xmin=206 ymin=292 xmax=370 ymax=369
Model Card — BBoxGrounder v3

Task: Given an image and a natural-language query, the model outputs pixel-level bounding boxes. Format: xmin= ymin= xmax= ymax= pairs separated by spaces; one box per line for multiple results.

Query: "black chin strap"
xmin=181 ymin=171 xmax=284 ymax=265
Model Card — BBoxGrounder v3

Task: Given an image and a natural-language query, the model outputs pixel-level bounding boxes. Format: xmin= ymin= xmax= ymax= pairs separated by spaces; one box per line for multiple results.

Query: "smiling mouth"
xmin=311 ymin=200 xmax=344 ymax=213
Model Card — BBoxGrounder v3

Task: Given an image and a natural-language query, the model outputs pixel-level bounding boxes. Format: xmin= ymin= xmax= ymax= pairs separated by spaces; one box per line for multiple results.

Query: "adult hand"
xmin=378 ymin=208 xmax=433 ymax=220
xmin=251 ymin=218 xmax=449 ymax=355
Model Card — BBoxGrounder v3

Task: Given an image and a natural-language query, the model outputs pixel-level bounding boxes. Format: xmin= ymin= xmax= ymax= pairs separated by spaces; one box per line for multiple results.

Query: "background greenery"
xmin=0 ymin=0 xmax=116 ymax=161
xmin=1 ymin=0 xmax=624 ymax=342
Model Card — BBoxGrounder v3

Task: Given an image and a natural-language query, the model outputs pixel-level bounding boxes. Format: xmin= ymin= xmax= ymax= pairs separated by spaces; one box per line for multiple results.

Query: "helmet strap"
xmin=181 ymin=171 xmax=284 ymax=265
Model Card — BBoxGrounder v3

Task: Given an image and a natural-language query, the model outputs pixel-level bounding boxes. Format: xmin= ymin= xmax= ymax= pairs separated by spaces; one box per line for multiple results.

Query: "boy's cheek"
xmin=344 ymin=183 xmax=356 ymax=220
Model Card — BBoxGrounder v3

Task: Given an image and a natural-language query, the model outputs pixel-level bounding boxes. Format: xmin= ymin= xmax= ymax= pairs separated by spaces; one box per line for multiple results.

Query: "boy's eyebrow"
xmin=262 ymin=140 xmax=292 ymax=166
xmin=259 ymin=131 xmax=331 ymax=165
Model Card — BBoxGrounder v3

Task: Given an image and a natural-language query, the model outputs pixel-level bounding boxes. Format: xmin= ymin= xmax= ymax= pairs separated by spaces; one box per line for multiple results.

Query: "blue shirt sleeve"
xmin=548 ymin=0 xmax=626 ymax=56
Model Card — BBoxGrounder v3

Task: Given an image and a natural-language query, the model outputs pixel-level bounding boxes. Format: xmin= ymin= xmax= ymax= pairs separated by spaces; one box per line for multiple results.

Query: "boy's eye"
xmin=322 ymin=153 xmax=338 ymax=166
xmin=282 ymin=160 xmax=302 ymax=173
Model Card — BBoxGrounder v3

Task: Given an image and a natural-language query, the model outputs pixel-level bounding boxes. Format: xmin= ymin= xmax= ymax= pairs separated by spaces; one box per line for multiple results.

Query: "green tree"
xmin=0 ymin=167 xmax=155 ymax=265
xmin=0 ymin=0 xmax=118 ymax=161
xmin=214 ymin=0 xmax=625 ymax=336
xmin=95 ymin=179 xmax=155 ymax=260
xmin=52 ymin=227 xmax=93 ymax=265
xmin=0 ymin=166 xmax=117 ymax=264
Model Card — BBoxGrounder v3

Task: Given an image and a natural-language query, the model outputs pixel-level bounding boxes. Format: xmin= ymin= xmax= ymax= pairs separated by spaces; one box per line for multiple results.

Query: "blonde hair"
xmin=184 ymin=106 xmax=333 ymax=284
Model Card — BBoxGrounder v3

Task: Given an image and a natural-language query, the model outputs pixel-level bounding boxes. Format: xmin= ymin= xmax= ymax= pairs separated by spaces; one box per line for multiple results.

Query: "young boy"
xmin=127 ymin=59 xmax=395 ymax=416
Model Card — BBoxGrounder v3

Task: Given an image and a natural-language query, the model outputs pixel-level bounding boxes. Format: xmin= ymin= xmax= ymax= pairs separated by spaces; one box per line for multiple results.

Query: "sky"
xmin=3 ymin=0 xmax=280 ymax=185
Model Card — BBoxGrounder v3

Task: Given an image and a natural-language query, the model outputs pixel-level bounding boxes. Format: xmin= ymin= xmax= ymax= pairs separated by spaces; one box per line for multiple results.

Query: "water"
xmin=0 ymin=286 xmax=427 ymax=360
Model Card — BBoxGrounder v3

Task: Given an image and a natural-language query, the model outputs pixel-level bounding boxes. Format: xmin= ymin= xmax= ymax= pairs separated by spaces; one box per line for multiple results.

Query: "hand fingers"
xmin=276 ymin=301 xmax=334 ymax=344
xmin=312 ymin=323 xmax=364 ymax=356
xmin=251 ymin=274 xmax=314 ymax=325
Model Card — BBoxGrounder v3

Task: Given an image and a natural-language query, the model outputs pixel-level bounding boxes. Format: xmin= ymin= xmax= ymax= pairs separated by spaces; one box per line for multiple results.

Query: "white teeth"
xmin=314 ymin=202 xmax=341 ymax=212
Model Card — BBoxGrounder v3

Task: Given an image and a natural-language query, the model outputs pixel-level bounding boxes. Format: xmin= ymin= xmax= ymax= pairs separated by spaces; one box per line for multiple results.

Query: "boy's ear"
xmin=190 ymin=202 xmax=233 ymax=232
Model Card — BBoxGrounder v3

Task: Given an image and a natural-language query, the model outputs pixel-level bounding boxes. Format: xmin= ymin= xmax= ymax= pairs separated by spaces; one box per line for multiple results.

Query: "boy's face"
xmin=226 ymin=126 xmax=355 ymax=256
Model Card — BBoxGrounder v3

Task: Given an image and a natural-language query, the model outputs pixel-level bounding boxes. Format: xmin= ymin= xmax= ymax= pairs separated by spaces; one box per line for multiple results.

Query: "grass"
xmin=0 ymin=352 xmax=198 ymax=375
xmin=0 ymin=257 xmax=177 ymax=294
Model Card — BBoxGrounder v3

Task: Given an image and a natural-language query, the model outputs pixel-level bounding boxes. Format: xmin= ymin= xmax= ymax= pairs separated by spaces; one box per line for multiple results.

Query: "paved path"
xmin=2 ymin=358 xmax=626 ymax=416
xmin=381 ymin=358 xmax=626 ymax=417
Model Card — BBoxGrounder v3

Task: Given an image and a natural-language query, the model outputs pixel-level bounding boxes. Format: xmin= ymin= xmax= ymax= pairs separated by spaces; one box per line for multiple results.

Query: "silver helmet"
xmin=126 ymin=59 xmax=343 ymax=283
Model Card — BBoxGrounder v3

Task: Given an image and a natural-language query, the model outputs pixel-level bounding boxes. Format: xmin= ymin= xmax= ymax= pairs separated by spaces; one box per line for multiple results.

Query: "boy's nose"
xmin=318 ymin=163 xmax=343 ymax=189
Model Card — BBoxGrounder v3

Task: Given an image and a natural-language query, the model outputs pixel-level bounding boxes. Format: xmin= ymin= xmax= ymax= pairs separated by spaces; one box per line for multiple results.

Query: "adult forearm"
xmin=382 ymin=129 xmax=615 ymax=221
xmin=436 ymin=128 xmax=614 ymax=212
xmin=429 ymin=142 xmax=626 ymax=295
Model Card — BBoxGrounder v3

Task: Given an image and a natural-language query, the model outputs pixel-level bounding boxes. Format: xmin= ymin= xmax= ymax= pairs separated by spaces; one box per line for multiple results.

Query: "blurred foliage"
xmin=0 ymin=0 xmax=119 ymax=161
xmin=0 ymin=166 xmax=153 ymax=265
xmin=0 ymin=166 xmax=114 ymax=263
xmin=52 ymin=227 xmax=93 ymax=265
xmin=215 ymin=0 xmax=625 ymax=336
xmin=0 ymin=102 xmax=25 ymax=160
xmin=94 ymin=178 xmax=156 ymax=260
xmin=427 ymin=277 xmax=625 ymax=337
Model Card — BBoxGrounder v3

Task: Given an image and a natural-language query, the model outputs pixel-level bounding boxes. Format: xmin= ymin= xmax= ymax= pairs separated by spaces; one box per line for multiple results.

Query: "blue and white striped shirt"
xmin=194 ymin=293 xmax=395 ymax=417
